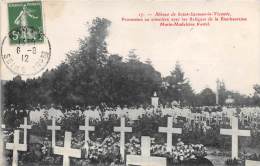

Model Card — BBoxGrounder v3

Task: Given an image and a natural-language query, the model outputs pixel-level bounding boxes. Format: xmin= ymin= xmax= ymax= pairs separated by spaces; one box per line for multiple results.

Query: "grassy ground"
xmin=205 ymin=145 xmax=260 ymax=166
xmin=206 ymin=154 xmax=229 ymax=166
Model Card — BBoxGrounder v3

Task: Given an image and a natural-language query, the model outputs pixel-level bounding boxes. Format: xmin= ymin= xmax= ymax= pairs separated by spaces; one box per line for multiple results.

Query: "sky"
xmin=1 ymin=0 xmax=260 ymax=95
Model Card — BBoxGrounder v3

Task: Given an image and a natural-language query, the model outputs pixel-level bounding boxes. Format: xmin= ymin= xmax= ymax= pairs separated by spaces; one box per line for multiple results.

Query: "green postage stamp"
xmin=8 ymin=1 xmax=44 ymax=44
xmin=1 ymin=0 xmax=51 ymax=76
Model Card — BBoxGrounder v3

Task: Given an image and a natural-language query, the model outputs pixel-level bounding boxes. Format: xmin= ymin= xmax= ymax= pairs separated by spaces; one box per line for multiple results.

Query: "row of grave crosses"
xmin=2 ymin=116 xmax=260 ymax=166
xmin=185 ymin=112 xmax=260 ymax=129
xmin=240 ymin=112 xmax=260 ymax=127
xmin=185 ymin=112 xmax=230 ymax=127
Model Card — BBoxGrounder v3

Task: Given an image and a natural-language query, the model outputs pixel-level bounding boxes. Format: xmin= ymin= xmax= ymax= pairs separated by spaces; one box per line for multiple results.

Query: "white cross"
xmin=158 ymin=117 xmax=182 ymax=151
xmin=47 ymin=117 xmax=61 ymax=148
xmin=19 ymin=117 xmax=31 ymax=145
xmin=79 ymin=116 xmax=95 ymax=156
xmin=126 ymin=136 xmax=166 ymax=166
xmin=245 ymin=160 xmax=260 ymax=166
xmin=220 ymin=116 xmax=251 ymax=159
xmin=6 ymin=130 xmax=27 ymax=166
xmin=114 ymin=117 xmax=132 ymax=161
xmin=53 ymin=131 xmax=81 ymax=166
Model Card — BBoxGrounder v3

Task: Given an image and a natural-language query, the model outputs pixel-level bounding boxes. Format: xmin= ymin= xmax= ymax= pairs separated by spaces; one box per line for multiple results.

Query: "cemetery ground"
xmin=2 ymin=106 xmax=260 ymax=166
xmin=10 ymin=140 xmax=260 ymax=166
xmin=206 ymin=146 xmax=260 ymax=166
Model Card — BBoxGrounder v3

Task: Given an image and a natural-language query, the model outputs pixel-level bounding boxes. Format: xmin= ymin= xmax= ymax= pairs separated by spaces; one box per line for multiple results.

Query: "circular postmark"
xmin=1 ymin=26 xmax=51 ymax=76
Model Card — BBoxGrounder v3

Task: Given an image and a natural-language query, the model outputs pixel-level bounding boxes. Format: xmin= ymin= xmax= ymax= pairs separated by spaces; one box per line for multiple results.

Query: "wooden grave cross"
xmin=114 ymin=117 xmax=132 ymax=161
xmin=47 ymin=117 xmax=61 ymax=147
xmin=158 ymin=116 xmax=182 ymax=151
xmin=53 ymin=131 xmax=81 ymax=166
xmin=6 ymin=130 xmax=27 ymax=166
xmin=126 ymin=136 xmax=167 ymax=166
xmin=19 ymin=117 xmax=31 ymax=145
xmin=79 ymin=116 xmax=95 ymax=156
xmin=220 ymin=116 xmax=251 ymax=159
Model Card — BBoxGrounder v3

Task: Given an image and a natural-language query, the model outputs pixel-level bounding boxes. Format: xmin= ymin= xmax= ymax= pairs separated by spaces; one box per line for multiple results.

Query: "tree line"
xmin=3 ymin=17 xmax=260 ymax=113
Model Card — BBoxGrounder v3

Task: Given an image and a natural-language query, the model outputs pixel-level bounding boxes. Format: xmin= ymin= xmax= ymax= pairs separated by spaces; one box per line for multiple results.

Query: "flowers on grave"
xmin=151 ymin=138 xmax=207 ymax=164
xmin=125 ymin=136 xmax=141 ymax=155
xmin=41 ymin=137 xmax=49 ymax=155
xmin=84 ymin=135 xmax=207 ymax=164
xmin=87 ymin=133 xmax=121 ymax=163
xmin=41 ymin=146 xmax=48 ymax=155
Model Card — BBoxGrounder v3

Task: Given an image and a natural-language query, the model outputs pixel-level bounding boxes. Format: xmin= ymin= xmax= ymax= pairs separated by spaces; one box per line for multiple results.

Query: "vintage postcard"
xmin=1 ymin=0 xmax=260 ymax=166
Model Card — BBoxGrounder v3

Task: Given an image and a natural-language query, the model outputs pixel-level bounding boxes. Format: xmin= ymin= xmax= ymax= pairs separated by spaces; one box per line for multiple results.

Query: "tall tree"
xmin=162 ymin=62 xmax=195 ymax=106
xmin=197 ymin=88 xmax=216 ymax=106
xmin=102 ymin=50 xmax=162 ymax=106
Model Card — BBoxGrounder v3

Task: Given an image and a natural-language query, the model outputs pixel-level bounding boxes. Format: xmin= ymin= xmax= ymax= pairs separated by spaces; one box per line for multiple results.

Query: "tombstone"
xmin=6 ymin=130 xmax=27 ymax=166
xmin=151 ymin=92 xmax=159 ymax=108
xmin=158 ymin=117 xmax=182 ymax=151
xmin=79 ymin=115 xmax=95 ymax=156
xmin=53 ymin=131 xmax=81 ymax=166
xmin=220 ymin=116 xmax=251 ymax=159
xmin=126 ymin=136 xmax=166 ymax=166
xmin=114 ymin=117 xmax=132 ymax=161
xmin=47 ymin=117 xmax=61 ymax=148
xmin=245 ymin=160 xmax=260 ymax=166
xmin=19 ymin=117 xmax=31 ymax=145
